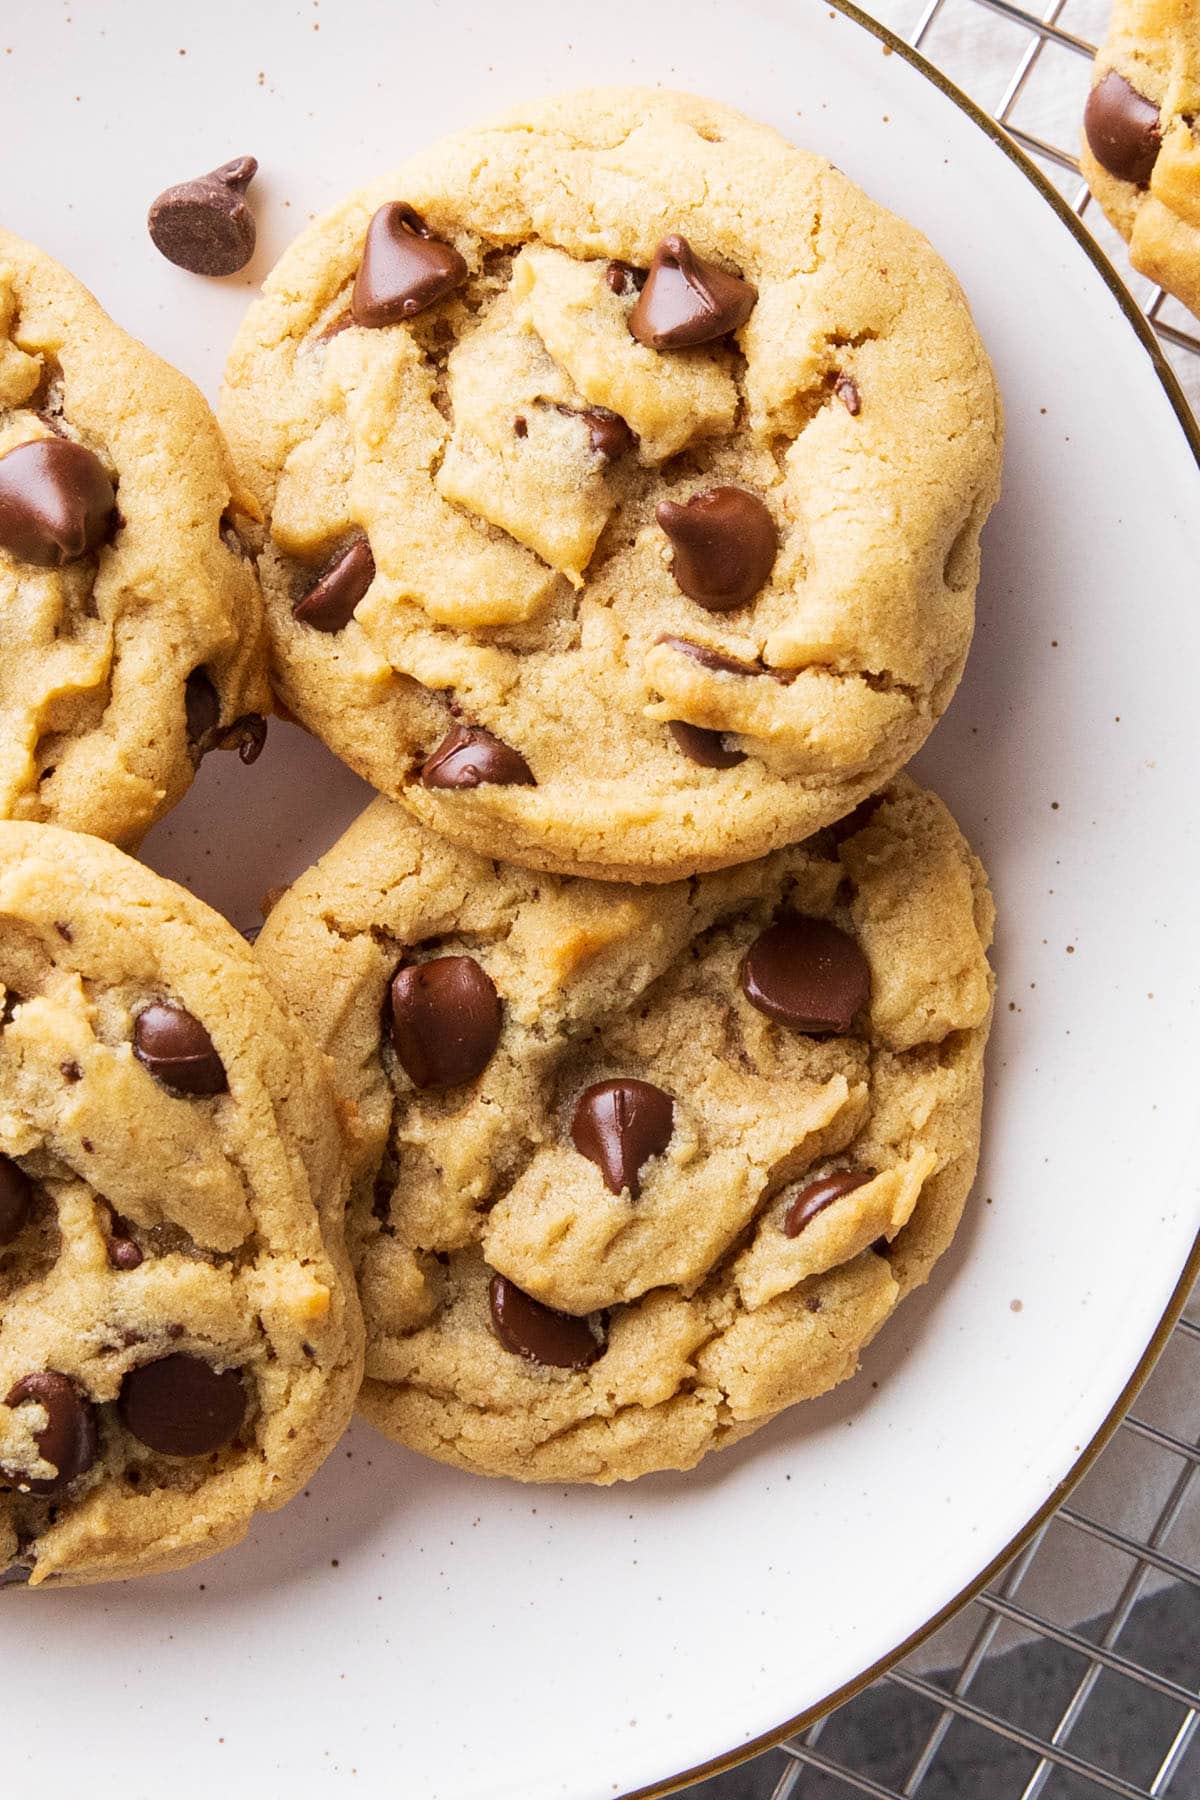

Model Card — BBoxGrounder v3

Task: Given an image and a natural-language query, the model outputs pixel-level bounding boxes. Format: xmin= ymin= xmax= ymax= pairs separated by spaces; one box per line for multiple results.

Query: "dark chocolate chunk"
xmin=1084 ymin=70 xmax=1161 ymax=185
xmin=133 ymin=1003 xmax=228 ymax=1097
xmin=4 ymin=1372 xmax=98 ymax=1496
xmin=148 ymin=156 xmax=259 ymax=276
xmin=655 ymin=634 xmax=767 ymax=678
xmin=352 ymin=202 xmax=468 ymax=327
xmin=656 ymin=486 xmax=777 ymax=611
xmin=185 ymin=668 xmax=221 ymax=756
xmin=570 ymin=1079 xmax=675 ymax=1198
xmin=0 ymin=438 xmax=115 ymax=567
xmin=0 ymin=1155 xmax=32 ymax=1247
xmin=488 ymin=1274 xmax=605 ymax=1370
xmin=293 ymin=537 xmax=375 ymax=632
xmin=389 ymin=956 xmax=501 ymax=1089
xmin=420 ymin=724 xmax=535 ymax=790
xmin=119 ymin=1354 xmax=246 ymax=1456
xmin=741 ymin=916 xmax=871 ymax=1035
xmin=783 ymin=1168 xmax=874 ymax=1238
xmin=628 ymin=234 xmax=756 ymax=349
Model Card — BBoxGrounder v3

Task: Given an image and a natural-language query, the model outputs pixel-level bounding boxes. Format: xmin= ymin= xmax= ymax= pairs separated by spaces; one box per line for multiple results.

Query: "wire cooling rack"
xmin=685 ymin=4 xmax=1200 ymax=1797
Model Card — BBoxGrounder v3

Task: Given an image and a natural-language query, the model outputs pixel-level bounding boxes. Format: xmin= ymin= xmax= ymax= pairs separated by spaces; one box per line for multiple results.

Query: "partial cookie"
xmin=0 ymin=824 xmax=363 ymax=1586
xmin=1082 ymin=3 xmax=1200 ymax=317
xmin=0 ymin=228 xmax=269 ymax=847
xmin=256 ymin=778 xmax=994 ymax=1485
xmin=222 ymin=87 xmax=1002 ymax=883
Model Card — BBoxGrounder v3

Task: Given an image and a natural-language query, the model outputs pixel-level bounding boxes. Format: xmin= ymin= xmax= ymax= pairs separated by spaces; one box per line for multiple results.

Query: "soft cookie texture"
xmin=0 ymin=228 xmax=269 ymax=847
xmin=0 ymin=824 xmax=363 ymax=1586
xmin=222 ymin=88 xmax=1003 ymax=883
xmin=256 ymin=777 xmax=994 ymax=1484
xmin=1082 ymin=1 xmax=1200 ymax=318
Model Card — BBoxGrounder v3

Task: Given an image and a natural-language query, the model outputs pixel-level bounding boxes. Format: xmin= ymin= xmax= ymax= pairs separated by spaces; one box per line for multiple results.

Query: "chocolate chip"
xmin=556 ymin=406 xmax=635 ymax=461
xmin=107 ymin=1219 xmax=144 ymax=1272
xmin=655 ymin=634 xmax=767 ymax=678
xmin=667 ymin=720 xmax=746 ymax=769
xmin=1084 ymin=70 xmax=1161 ymax=185
xmin=656 ymin=486 xmax=777 ymax=611
xmin=389 ymin=956 xmax=501 ymax=1089
xmin=225 ymin=713 xmax=268 ymax=765
xmin=352 ymin=202 xmax=468 ymax=327
xmin=420 ymin=724 xmax=535 ymax=790
xmin=741 ymin=916 xmax=871 ymax=1036
xmin=4 ymin=1372 xmax=98 ymax=1496
xmin=147 ymin=156 xmax=258 ymax=276
xmin=833 ymin=374 xmax=861 ymax=416
xmin=488 ymin=1274 xmax=605 ymax=1370
xmin=570 ymin=1079 xmax=675 ymax=1199
xmin=628 ymin=234 xmax=756 ymax=350
xmin=293 ymin=537 xmax=375 ymax=632
xmin=60 ymin=1061 xmax=82 ymax=1084
xmin=133 ymin=1003 xmax=228 ymax=1097
xmin=0 ymin=1156 xmax=32 ymax=1247
xmin=605 ymin=260 xmax=641 ymax=296
xmin=119 ymin=1355 xmax=246 ymax=1457
xmin=0 ymin=438 xmax=115 ymax=568
xmin=185 ymin=668 xmax=221 ymax=755
xmin=513 ymin=415 xmax=528 ymax=438
xmin=783 ymin=1168 xmax=874 ymax=1238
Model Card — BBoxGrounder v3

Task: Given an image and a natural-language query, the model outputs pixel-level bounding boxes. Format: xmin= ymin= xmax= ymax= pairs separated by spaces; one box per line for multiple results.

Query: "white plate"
xmin=4 ymin=3 xmax=1200 ymax=1796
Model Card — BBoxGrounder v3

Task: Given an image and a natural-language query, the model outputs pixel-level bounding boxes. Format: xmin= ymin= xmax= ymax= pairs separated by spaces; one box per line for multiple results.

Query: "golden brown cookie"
xmin=0 ymin=824 xmax=363 ymax=1586
xmin=1082 ymin=1 xmax=1200 ymax=317
xmin=222 ymin=87 xmax=1002 ymax=882
xmin=256 ymin=777 xmax=993 ymax=1484
xmin=0 ymin=227 xmax=269 ymax=847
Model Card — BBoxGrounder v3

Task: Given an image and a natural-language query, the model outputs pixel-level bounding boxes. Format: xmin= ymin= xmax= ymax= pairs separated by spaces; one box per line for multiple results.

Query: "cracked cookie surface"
xmin=1082 ymin=1 xmax=1200 ymax=318
xmin=256 ymin=777 xmax=993 ymax=1484
xmin=222 ymin=87 xmax=1003 ymax=883
xmin=0 ymin=228 xmax=269 ymax=848
xmin=0 ymin=824 xmax=363 ymax=1585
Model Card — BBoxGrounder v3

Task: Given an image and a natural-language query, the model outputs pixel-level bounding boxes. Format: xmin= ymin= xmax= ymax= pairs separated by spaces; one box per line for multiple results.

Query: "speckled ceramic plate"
xmin=3 ymin=3 xmax=1200 ymax=1796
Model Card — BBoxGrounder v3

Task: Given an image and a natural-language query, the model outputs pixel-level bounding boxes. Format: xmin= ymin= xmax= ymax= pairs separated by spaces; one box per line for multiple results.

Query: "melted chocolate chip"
xmin=557 ymin=406 xmax=635 ymax=461
xmin=741 ymin=916 xmax=871 ymax=1035
xmin=352 ymin=202 xmax=468 ymax=327
xmin=655 ymin=634 xmax=767 ymax=678
xmin=628 ymin=234 xmax=756 ymax=350
xmin=570 ymin=1079 xmax=675 ymax=1198
xmin=0 ymin=1155 xmax=32 ymax=1247
xmin=0 ymin=438 xmax=115 ymax=568
xmin=783 ymin=1168 xmax=874 ymax=1238
xmin=133 ymin=1003 xmax=228 ymax=1097
xmin=1084 ymin=70 xmax=1162 ymax=185
xmin=293 ymin=537 xmax=375 ymax=631
xmin=667 ymin=719 xmax=746 ymax=768
xmin=147 ymin=156 xmax=258 ymax=276
xmin=119 ymin=1355 xmax=246 ymax=1456
xmin=4 ymin=1372 xmax=98 ymax=1496
xmin=389 ymin=955 xmax=501 ymax=1089
xmin=420 ymin=724 xmax=535 ymax=790
xmin=488 ymin=1274 xmax=605 ymax=1370
xmin=657 ymin=486 xmax=777 ymax=611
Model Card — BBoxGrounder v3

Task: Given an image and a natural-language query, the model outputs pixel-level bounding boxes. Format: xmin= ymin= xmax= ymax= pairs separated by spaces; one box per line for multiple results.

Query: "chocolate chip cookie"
xmin=1082 ymin=3 xmax=1200 ymax=317
xmin=255 ymin=776 xmax=993 ymax=1484
xmin=0 ymin=824 xmax=363 ymax=1585
xmin=222 ymin=87 xmax=1003 ymax=883
xmin=0 ymin=227 xmax=269 ymax=847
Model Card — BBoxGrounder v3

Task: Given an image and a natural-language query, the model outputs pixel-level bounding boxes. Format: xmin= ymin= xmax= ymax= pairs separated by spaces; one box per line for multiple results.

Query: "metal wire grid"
xmin=686 ymin=5 xmax=1200 ymax=1797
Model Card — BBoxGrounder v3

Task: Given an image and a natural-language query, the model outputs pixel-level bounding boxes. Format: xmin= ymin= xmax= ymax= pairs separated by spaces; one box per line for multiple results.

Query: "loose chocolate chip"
xmin=667 ymin=719 xmax=746 ymax=769
xmin=0 ymin=1155 xmax=32 ymax=1246
xmin=119 ymin=1354 xmax=246 ymax=1457
xmin=352 ymin=202 xmax=468 ymax=327
xmin=4 ymin=1372 xmax=98 ymax=1496
xmin=185 ymin=668 xmax=221 ymax=754
xmin=741 ymin=916 xmax=871 ymax=1036
xmin=833 ymin=374 xmax=861 ymax=416
xmin=133 ymin=1003 xmax=228 ymax=1097
xmin=783 ymin=1168 xmax=874 ymax=1238
xmin=1084 ymin=70 xmax=1161 ymax=185
xmin=488 ymin=1274 xmax=605 ymax=1370
xmin=655 ymin=633 xmax=767 ymax=678
xmin=570 ymin=1079 xmax=675 ymax=1199
xmin=0 ymin=438 xmax=115 ymax=568
xmin=420 ymin=723 xmax=535 ymax=790
xmin=628 ymin=234 xmax=756 ymax=350
xmin=293 ymin=537 xmax=375 ymax=632
xmin=656 ymin=486 xmax=777 ymax=611
xmin=147 ymin=156 xmax=259 ymax=276
xmin=389 ymin=955 xmax=501 ymax=1089
xmin=555 ymin=405 xmax=635 ymax=461
xmin=605 ymin=260 xmax=641 ymax=296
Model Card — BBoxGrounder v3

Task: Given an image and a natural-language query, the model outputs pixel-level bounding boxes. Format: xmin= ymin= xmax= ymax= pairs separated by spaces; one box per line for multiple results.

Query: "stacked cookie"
xmin=1 ymin=86 xmax=1002 ymax=1581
